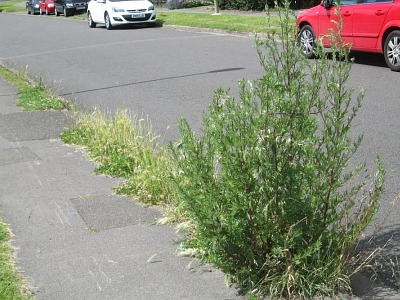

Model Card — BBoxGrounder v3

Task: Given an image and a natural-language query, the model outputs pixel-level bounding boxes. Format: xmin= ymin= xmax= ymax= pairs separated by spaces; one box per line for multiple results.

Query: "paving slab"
xmin=0 ymin=72 xmax=244 ymax=299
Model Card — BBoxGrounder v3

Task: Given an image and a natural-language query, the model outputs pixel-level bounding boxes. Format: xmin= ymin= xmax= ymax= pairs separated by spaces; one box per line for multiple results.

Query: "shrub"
xmin=167 ymin=0 xmax=212 ymax=9
xmin=170 ymin=3 xmax=385 ymax=298
xmin=217 ymin=0 xmax=319 ymax=11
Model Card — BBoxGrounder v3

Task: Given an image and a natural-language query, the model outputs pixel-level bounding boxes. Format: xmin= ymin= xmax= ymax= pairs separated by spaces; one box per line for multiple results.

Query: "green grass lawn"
xmin=157 ymin=11 xmax=283 ymax=34
xmin=0 ymin=0 xmax=25 ymax=12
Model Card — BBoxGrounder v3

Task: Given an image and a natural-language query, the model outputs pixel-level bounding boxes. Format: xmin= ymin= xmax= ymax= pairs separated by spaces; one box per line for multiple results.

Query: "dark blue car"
xmin=54 ymin=0 xmax=88 ymax=16
xmin=26 ymin=0 xmax=40 ymax=14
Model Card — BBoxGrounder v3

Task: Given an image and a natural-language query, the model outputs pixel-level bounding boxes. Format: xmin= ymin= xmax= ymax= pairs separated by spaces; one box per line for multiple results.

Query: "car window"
xmin=335 ymin=0 xmax=358 ymax=5
xmin=111 ymin=0 xmax=140 ymax=1
xmin=362 ymin=0 xmax=393 ymax=3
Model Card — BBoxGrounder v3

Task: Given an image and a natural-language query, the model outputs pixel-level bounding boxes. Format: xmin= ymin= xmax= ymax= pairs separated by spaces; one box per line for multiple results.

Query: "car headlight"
xmin=48 ymin=3 xmax=54 ymax=6
xmin=66 ymin=3 xmax=74 ymax=7
xmin=148 ymin=5 xmax=154 ymax=10
xmin=34 ymin=4 xmax=39 ymax=7
xmin=112 ymin=7 xmax=124 ymax=12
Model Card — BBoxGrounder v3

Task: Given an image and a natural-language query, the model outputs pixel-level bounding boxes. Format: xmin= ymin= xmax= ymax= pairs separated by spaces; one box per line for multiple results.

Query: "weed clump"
xmin=169 ymin=3 xmax=385 ymax=298
xmin=61 ymin=109 xmax=174 ymax=206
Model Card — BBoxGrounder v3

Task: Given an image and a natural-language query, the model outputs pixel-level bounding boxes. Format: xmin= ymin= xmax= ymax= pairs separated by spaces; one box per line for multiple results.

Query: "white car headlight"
xmin=148 ymin=5 xmax=154 ymax=10
xmin=66 ymin=3 xmax=74 ymax=7
xmin=112 ymin=7 xmax=124 ymax=12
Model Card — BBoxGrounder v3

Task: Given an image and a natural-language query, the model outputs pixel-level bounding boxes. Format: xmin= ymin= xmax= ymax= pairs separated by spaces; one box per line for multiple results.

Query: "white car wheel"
xmin=105 ymin=12 xmax=112 ymax=30
xmin=384 ymin=30 xmax=400 ymax=72
xmin=88 ymin=12 xmax=96 ymax=28
xmin=299 ymin=25 xmax=316 ymax=59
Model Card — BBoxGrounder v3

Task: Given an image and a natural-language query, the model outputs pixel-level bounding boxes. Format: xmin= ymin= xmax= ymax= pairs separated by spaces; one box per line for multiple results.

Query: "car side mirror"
xmin=322 ymin=0 xmax=334 ymax=7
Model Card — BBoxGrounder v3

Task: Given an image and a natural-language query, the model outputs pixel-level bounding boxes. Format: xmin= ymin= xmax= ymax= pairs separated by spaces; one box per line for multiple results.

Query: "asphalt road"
xmin=1 ymin=11 xmax=399 ymax=292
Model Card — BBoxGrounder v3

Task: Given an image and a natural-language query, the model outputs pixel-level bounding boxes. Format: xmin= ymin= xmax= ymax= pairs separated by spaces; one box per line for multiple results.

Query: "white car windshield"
xmin=108 ymin=0 xmax=143 ymax=2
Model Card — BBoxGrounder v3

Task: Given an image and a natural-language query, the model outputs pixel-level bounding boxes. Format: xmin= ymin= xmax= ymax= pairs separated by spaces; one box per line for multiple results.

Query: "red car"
xmin=39 ymin=0 xmax=55 ymax=15
xmin=297 ymin=0 xmax=400 ymax=71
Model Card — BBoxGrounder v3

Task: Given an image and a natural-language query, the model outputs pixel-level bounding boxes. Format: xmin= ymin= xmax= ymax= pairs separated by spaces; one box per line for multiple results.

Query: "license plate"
xmin=131 ymin=13 xmax=145 ymax=18
xmin=76 ymin=6 xmax=85 ymax=9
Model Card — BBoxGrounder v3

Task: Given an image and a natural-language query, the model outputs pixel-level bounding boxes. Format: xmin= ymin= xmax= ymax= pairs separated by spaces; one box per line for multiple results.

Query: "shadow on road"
xmin=350 ymin=51 xmax=388 ymax=69
xmin=352 ymin=224 xmax=400 ymax=298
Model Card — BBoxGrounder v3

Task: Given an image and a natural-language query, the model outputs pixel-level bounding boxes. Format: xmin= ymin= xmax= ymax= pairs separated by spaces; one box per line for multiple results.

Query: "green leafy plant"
xmin=170 ymin=2 xmax=385 ymax=298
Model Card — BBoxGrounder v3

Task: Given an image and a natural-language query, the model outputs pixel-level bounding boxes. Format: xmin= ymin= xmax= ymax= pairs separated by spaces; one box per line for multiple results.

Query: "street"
xmin=1 ymin=11 xmax=399 ymax=295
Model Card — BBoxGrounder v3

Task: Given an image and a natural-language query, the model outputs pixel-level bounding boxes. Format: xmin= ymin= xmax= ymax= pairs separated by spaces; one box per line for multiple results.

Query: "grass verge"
xmin=0 ymin=0 xmax=25 ymax=12
xmin=156 ymin=11 xmax=283 ymax=34
xmin=0 ymin=219 xmax=31 ymax=300
xmin=69 ymin=8 xmax=286 ymax=34
xmin=0 ymin=65 xmax=68 ymax=111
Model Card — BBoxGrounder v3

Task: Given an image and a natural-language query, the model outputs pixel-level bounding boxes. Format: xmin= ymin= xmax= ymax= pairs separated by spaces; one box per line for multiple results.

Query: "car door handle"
xmin=343 ymin=11 xmax=351 ymax=16
xmin=375 ymin=10 xmax=384 ymax=15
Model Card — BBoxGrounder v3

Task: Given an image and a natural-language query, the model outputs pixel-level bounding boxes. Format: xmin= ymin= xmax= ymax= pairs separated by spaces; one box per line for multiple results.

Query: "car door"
xmin=39 ymin=0 xmax=44 ymax=12
xmin=54 ymin=0 xmax=60 ymax=12
xmin=56 ymin=0 xmax=65 ymax=12
xmin=352 ymin=0 xmax=393 ymax=50
xmin=317 ymin=0 xmax=357 ymax=47
xmin=90 ymin=0 xmax=106 ymax=23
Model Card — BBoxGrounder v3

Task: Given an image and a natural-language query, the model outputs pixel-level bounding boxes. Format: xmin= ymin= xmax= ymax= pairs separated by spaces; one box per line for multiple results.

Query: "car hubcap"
xmin=301 ymin=30 xmax=314 ymax=55
xmin=387 ymin=36 xmax=400 ymax=67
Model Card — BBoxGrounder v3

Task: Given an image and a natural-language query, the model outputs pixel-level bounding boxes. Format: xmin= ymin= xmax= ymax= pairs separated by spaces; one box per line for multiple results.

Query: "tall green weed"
xmin=170 ymin=3 xmax=385 ymax=298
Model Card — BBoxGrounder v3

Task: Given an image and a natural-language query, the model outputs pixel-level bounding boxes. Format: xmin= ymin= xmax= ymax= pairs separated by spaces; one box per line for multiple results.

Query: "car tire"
xmin=27 ymin=7 xmax=31 ymax=14
xmin=64 ymin=7 xmax=68 ymax=17
xmin=105 ymin=12 xmax=112 ymax=30
xmin=46 ymin=8 xmax=49 ymax=15
xmin=384 ymin=30 xmax=400 ymax=72
xmin=54 ymin=7 xmax=58 ymax=16
xmin=39 ymin=8 xmax=42 ymax=14
xmin=298 ymin=25 xmax=316 ymax=59
xmin=88 ymin=12 xmax=96 ymax=28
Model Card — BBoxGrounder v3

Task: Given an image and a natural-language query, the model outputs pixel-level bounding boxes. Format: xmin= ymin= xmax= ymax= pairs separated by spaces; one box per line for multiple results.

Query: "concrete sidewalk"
xmin=0 ymin=77 xmax=244 ymax=299
xmin=1 ymin=74 xmax=399 ymax=299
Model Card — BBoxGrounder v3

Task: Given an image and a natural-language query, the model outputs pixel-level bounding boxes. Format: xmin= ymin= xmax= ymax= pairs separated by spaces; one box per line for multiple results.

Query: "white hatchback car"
xmin=87 ymin=0 xmax=156 ymax=29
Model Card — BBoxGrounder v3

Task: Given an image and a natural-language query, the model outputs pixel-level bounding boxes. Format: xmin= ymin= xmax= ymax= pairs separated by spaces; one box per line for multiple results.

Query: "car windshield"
xmin=108 ymin=0 xmax=143 ymax=2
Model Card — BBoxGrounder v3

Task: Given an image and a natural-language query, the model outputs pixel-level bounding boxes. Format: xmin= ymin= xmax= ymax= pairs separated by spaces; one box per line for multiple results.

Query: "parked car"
xmin=87 ymin=0 xmax=156 ymax=30
xmin=297 ymin=0 xmax=400 ymax=71
xmin=54 ymin=0 xmax=88 ymax=16
xmin=26 ymin=0 xmax=40 ymax=14
xmin=39 ymin=0 xmax=55 ymax=15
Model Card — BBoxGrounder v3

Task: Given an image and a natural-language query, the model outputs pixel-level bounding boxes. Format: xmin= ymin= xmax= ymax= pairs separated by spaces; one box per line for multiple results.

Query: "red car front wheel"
xmin=384 ymin=30 xmax=400 ymax=72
